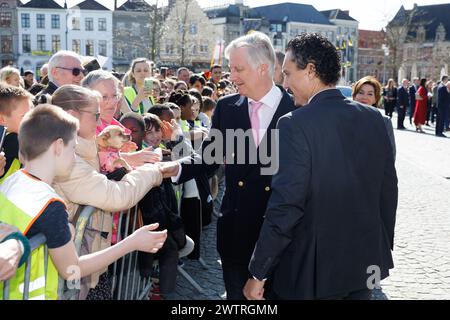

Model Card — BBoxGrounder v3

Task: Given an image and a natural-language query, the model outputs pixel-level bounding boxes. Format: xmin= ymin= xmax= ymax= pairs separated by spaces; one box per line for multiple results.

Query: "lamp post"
xmin=382 ymin=44 xmax=389 ymax=85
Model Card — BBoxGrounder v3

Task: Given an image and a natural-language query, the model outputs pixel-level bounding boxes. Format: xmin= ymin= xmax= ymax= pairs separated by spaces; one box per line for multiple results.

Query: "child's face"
xmin=191 ymin=100 xmax=200 ymax=119
xmin=0 ymin=98 xmax=32 ymax=133
xmin=121 ymin=118 xmax=144 ymax=148
xmin=56 ymin=134 xmax=77 ymax=176
xmin=144 ymin=126 xmax=162 ymax=148
xmin=7 ymin=74 xmax=21 ymax=87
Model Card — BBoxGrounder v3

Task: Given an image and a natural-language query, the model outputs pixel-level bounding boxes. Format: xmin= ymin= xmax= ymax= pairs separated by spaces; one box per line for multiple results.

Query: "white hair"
xmin=224 ymin=31 xmax=276 ymax=78
xmin=48 ymin=50 xmax=81 ymax=82
xmin=81 ymin=70 xmax=120 ymax=91
xmin=40 ymin=63 xmax=49 ymax=74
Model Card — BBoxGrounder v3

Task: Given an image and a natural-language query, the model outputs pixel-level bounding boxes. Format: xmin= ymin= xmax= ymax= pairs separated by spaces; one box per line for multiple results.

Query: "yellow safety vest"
xmin=123 ymin=86 xmax=155 ymax=115
xmin=180 ymin=120 xmax=191 ymax=134
xmin=0 ymin=170 xmax=62 ymax=300
xmin=0 ymin=158 xmax=21 ymax=185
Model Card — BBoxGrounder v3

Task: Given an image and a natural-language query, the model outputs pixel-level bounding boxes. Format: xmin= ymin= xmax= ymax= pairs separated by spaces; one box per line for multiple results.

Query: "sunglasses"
xmin=56 ymin=66 xmax=87 ymax=76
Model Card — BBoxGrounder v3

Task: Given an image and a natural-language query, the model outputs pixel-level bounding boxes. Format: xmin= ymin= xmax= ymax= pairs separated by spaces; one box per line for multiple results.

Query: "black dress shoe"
xmin=436 ymin=133 xmax=447 ymax=137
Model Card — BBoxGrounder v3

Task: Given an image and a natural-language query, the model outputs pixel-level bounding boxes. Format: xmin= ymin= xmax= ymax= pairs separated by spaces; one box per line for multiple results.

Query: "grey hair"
xmin=224 ymin=32 xmax=276 ymax=78
xmin=81 ymin=70 xmax=120 ymax=91
xmin=48 ymin=50 xmax=81 ymax=82
xmin=40 ymin=63 xmax=49 ymax=74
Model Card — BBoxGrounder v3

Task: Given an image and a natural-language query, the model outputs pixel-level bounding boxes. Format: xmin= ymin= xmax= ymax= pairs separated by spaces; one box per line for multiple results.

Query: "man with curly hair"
xmin=244 ymin=33 xmax=398 ymax=300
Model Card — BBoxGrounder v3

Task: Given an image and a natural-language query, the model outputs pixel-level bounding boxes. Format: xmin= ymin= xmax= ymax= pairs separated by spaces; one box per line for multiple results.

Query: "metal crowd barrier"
xmin=1 ymin=233 xmax=47 ymax=300
xmin=1 ymin=205 xmax=153 ymax=300
xmin=1 ymin=202 xmax=203 ymax=300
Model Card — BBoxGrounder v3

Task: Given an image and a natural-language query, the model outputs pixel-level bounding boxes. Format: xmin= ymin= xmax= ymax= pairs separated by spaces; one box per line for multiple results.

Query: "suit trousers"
xmin=397 ymin=106 xmax=406 ymax=128
xmin=180 ymin=197 xmax=201 ymax=259
xmin=320 ymin=288 xmax=372 ymax=300
xmin=436 ymin=106 xmax=445 ymax=135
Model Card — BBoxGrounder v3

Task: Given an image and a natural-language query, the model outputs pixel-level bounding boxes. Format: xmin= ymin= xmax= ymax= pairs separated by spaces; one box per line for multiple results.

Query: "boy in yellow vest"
xmin=0 ymin=84 xmax=33 ymax=184
xmin=0 ymin=104 xmax=167 ymax=300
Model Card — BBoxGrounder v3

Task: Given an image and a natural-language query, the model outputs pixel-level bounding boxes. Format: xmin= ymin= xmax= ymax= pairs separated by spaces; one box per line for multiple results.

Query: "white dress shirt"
xmin=248 ymin=85 xmax=283 ymax=145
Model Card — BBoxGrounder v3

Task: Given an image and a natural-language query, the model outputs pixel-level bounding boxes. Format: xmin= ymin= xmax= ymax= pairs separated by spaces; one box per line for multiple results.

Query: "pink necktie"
xmin=250 ymin=101 xmax=263 ymax=147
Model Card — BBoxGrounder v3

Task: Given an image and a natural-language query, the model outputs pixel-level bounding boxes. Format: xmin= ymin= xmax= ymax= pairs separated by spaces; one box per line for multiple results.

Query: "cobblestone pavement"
xmin=170 ymin=115 xmax=450 ymax=300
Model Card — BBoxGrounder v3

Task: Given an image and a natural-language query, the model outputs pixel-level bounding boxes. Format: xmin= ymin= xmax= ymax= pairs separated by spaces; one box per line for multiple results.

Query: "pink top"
xmin=96 ymin=118 xmax=131 ymax=136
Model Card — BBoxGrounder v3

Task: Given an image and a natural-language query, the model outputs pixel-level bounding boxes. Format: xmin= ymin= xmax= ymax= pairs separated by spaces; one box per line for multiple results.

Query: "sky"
xmin=29 ymin=0 xmax=450 ymax=31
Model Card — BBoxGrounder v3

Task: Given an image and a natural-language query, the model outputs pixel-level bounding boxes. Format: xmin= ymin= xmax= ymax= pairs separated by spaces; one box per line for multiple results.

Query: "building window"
xmin=21 ymin=13 xmax=30 ymax=28
xmin=131 ymin=22 xmax=140 ymax=36
xmin=98 ymin=40 xmax=107 ymax=56
xmin=37 ymin=35 xmax=46 ymax=51
xmin=72 ymin=17 xmax=80 ymax=30
xmin=1 ymin=35 xmax=12 ymax=53
xmin=116 ymin=45 xmax=125 ymax=58
xmin=85 ymin=40 xmax=94 ymax=56
xmin=0 ymin=12 xmax=11 ymax=28
xmin=0 ymin=2 xmax=9 ymax=8
xmin=85 ymin=18 xmax=93 ymax=31
xmin=98 ymin=18 xmax=106 ymax=31
xmin=36 ymin=14 xmax=45 ymax=29
xmin=166 ymin=44 xmax=173 ymax=54
xmin=22 ymin=34 xmax=31 ymax=53
xmin=72 ymin=39 xmax=80 ymax=54
xmin=51 ymin=15 xmax=60 ymax=29
xmin=189 ymin=23 xmax=197 ymax=35
xmin=52 ymin=35 xmax=60 ymax=52
xmin=200 ymin=43 xmax=208 ymax=53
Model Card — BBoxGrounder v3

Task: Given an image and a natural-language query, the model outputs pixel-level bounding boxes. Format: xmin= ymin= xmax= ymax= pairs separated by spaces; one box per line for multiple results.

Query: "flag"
xmin=348 ymin=37 xmax=353 ymax=47
xmin=210 ymin=40 xmax=225 ymax=68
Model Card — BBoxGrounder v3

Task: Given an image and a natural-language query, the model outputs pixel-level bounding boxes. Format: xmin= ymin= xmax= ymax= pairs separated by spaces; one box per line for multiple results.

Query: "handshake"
xmin=155 ymin=161 xmax=180 ymax=179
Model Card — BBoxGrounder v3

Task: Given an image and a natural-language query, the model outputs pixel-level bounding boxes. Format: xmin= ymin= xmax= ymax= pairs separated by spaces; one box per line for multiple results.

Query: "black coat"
xmin=249 ymin=89 xmax=398 ymax=299
xmin=178 ymin=87 xmax=296 ymax=265
xmin=437 ymin=83 xmax=450 ymax=109
xmin=397 ymin=86 xmax=409 ymax=108
xmin=409 ymin=85 xmax=417 ymax=109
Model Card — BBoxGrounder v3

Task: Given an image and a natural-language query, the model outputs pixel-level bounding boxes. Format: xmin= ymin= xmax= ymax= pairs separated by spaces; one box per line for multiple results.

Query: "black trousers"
xmin=180 ymin=197 xmax=201 ymax=259
xmin=397 ymin=105 xmax=406 ymax=128
xmin=384 ymin=101 xmax=395 ymax=118
xmin=221 ymin=261 xmax=274 ymax=300
xmin=436 ymin=106 xmax=445 ymax=135
xmin=320 ymin=288 xmax=372 ymax=300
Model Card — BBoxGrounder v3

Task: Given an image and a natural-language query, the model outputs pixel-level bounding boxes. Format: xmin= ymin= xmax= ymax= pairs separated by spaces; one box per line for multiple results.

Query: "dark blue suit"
xmin=397 ymin=86 xmax=409 ymax=129
xmin=177 ymin=87 xmax=296 ymax=299
xmin=249 ymin=89 xmax=398 ymax=299
xmin=436 ymin=83 xmax=450 ymax=136
xmin=409 ymin=85 xmax=417 ymax=124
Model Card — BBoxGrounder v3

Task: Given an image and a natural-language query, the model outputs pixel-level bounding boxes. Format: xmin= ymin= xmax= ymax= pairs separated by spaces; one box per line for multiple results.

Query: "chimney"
xmin=114 ymin=0 xmax=118 ymax=10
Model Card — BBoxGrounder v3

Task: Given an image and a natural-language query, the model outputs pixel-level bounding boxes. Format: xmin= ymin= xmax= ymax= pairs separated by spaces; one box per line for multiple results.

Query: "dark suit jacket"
xmin=409 ymin=85 xmax=417 ymax=109
xmin=178 ymin=87 xmax=296 ymax=264
xmin=397 ymin=86 xmax=409 ymax=108
xmin=437 ymin=83 xmax=450 ymax=109
xmin=249 ymin=89 xmax=398 ymax=299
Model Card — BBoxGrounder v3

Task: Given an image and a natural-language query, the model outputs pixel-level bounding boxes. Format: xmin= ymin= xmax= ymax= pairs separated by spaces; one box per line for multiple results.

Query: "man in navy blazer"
xmin=409 ymin=77 xmax=419 ymax=125
xmin=397 ymin=79 xmax=409 ymax=129
xmin=164 ymin=32 xmax=296 ymax=299
xmin=436 ymin=75 xmax=449 ymax=137
xmin=244 ymin=33 xmax=398 ymax=300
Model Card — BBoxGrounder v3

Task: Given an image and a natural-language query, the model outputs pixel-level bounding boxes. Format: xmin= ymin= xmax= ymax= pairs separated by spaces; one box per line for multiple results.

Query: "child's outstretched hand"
xmin=129 ymin=223 xmax=167 ymax=253
xmin=120 ymin=141 xmax=138 ymax=153
xmin=161 ymin=120 xmax=174 ymax=140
